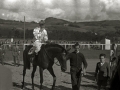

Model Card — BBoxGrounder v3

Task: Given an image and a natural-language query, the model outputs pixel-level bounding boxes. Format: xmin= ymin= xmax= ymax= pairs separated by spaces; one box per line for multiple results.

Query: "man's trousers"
xmin=70 ymin=67 xmax=82 ymax=90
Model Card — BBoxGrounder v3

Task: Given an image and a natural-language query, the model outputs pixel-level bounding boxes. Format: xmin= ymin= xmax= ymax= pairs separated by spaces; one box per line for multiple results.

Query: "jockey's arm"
xmin=43 ymin=30 xmax=48 ymax=43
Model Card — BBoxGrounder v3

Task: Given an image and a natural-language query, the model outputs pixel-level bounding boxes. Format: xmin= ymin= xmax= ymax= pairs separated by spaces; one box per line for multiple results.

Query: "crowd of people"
xmin=0 ymin=42 xmax=21 ymax=66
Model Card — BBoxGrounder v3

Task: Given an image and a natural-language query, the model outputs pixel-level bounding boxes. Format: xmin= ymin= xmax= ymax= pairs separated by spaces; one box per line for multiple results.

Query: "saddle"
xmin=34 ymin=44 xmax=50 ymax=69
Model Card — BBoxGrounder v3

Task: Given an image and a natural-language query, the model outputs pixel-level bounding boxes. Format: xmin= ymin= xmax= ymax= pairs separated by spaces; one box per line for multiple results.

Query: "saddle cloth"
xmin=34 ymin=44 xmax=50 ymax=69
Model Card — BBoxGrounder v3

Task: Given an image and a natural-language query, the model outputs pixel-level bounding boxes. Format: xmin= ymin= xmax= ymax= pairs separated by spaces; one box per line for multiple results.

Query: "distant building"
xmin=101 ymin=38 xmax=111 ymax=50
xmin=64 ymin=23 xmax=69 ymax=26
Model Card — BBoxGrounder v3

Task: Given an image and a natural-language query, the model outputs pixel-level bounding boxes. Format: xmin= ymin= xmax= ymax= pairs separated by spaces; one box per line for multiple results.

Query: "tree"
xmin=7 ymin=31 xmax=12 ymax=38
xmin=14 ymin=30 xmax=20 ymax=38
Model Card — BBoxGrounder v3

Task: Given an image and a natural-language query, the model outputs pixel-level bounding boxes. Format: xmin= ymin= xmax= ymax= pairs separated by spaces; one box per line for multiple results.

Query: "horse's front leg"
xmin=31 ymin=65 xmax=37 ymax=90
xmin=39 ymin=67 xmax=44 ymax=90
xmin=47 ymin=66 xmax=56 ymax=90
xmin=22 ymin=67 xmax=26 ymax=89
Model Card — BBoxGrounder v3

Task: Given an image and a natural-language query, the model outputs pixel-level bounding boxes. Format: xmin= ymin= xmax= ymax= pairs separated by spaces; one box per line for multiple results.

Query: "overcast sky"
xmin=0 ymin=0 xmax=120 ymax=22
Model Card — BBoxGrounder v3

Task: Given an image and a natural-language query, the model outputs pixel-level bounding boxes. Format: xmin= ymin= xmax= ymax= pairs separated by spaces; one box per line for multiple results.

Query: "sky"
xmin=0 ymin=0 xmax=120 ymax=22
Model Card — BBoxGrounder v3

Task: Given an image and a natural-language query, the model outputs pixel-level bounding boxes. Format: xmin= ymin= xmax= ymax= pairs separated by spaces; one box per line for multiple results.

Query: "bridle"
xmin=54 ymin=52 xmax=66 ymax=66
xmin=43 ymin=45 xmax=66 ymax=66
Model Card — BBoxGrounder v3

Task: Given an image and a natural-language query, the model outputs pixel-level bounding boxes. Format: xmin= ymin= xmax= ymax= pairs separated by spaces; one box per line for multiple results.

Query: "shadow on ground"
xmin=0 ymin=62 xmax=14 ymax=66
xmin=13 ymin=82 xmax=50 ymax=90
xmin=0 ymin=61 xmax=23 ymax=66
xmin=81 ymin=84 xmax=97 ymax=89
xmin=84 ymin=72 xmax=95 ymax=81
xmin=13 ymin=82 xmax=72 ymax=90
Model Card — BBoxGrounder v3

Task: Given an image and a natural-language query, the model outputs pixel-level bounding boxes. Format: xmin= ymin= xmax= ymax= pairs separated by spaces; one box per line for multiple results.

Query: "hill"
xmin=0 ymin=17 xmax=119 ymax=41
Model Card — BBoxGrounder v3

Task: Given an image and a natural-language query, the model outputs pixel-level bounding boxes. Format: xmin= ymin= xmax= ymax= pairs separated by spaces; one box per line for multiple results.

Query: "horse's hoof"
xmin=40 ymin=87 xmax=43 ymax=90
xmin=50 ymin=87 xmax=55 ymax=90
xmin=20 ymin=88 xmax=25 ymax=90
xmin=21 ymin=87 xmax=24 ymax=90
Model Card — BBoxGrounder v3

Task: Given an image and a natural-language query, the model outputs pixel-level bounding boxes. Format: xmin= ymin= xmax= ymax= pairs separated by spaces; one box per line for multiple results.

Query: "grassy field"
xmin=4 ymin=46 xmax=112 ymax=61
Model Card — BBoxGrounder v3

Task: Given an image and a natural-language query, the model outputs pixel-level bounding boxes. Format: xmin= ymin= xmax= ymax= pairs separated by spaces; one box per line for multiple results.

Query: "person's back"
xmin=12 ymin=45 xmax=18 ymax=56
xmin=12 ymin=44 xmax=20 ymax=66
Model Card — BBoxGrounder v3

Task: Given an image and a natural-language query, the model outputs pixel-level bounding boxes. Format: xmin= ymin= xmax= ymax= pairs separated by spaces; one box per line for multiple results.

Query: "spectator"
xmin=0 ymin=45 xmax=5 ymax=65
xmin=66 ymin=42 xmax=88 ymax=90
xmin=95 ymin=53 xmax=110 ymax=90
xmin=12 ymin=43 xmax=20 ymax=66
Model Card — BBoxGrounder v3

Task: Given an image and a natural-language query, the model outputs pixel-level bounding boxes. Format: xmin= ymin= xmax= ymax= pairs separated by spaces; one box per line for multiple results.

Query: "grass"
xmin=4 ymin=48 xmax=111 ymax=62
xmin=80 ymin=49 xmax=110 ymax=59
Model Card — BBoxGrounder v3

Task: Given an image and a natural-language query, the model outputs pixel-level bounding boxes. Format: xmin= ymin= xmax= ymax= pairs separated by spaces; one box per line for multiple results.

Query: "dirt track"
xmin=0 ymin=59 xmax=100 ymax=90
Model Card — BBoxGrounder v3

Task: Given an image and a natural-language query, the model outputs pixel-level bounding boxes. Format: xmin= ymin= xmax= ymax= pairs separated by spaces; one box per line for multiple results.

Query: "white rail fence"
xmin=2 ymin=43 xmax=120 ymax=51
xmin=23 ymin=43 xmax=120 ymax=50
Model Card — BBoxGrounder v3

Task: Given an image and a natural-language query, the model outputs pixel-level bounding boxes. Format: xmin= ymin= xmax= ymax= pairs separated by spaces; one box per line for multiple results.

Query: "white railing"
xmin=23 ymin=43 xmax=120 ymax=50
xmin=2 ymin=43 xmax=120 ymax=50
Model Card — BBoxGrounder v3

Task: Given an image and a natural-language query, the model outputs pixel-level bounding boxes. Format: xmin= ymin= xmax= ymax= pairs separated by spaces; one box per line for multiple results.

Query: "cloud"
xmin=0 ymin=0 xmax=120 ymax=22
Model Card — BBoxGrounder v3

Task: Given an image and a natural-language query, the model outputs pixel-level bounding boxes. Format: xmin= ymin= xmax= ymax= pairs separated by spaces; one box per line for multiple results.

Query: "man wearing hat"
xmin=66 ymin=42 xmax=88 ymax=90
xmin=28 ymin=20 xmax=48 ymax=55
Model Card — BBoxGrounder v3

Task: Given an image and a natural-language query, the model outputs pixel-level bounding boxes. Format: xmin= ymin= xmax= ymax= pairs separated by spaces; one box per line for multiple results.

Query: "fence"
xmin=2 ymin=43 xmax=120 ymax=51
xmin=23 ymin=43 xmax=120 ymax=50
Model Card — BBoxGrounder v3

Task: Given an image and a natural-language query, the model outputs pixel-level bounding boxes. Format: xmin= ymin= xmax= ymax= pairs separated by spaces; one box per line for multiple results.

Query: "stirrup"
xmin=28 ymin=51 xmax=35 ymax=55
xmin=35 ymin=52 xmax=38 ymax=55
xmin=28 ymin=51 xmax=33 ymax=55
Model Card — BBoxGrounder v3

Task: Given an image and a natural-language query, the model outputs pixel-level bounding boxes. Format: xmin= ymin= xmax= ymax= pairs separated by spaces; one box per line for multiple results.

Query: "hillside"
xmin=0 ymin=17 xmax=119 ymax=33
xmin=0 ymin=17 xmax=119 ymax=41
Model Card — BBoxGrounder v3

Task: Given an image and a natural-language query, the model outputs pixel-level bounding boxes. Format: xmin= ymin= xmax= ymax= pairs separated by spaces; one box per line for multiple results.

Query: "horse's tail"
xmin=23 ymin=49 xmax=30 ymax=69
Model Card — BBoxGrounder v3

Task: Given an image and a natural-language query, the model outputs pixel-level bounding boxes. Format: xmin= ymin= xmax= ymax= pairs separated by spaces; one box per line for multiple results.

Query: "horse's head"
xmin=46 ymin=44 xmax=68 ymax=72
xmin=56 ymin=49 xmax=67 ymax=72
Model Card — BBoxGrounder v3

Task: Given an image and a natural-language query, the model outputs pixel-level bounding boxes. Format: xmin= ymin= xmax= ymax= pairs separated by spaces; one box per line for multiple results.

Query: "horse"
xmin=22 ymin=43 xmax=67 ymax=90
xmin=109 ymin=55 xmax=120 ymax=90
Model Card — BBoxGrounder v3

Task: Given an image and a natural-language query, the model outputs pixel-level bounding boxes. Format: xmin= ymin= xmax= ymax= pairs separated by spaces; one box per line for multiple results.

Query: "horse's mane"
xmin=45 ymin=43 xmax=67 ymax=54
xmin=24 ymin=43 xmax=67 ymax=54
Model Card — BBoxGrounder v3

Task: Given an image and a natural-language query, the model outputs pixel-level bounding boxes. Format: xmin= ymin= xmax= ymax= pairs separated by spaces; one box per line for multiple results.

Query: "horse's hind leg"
xmin=31 ymin=65 xmax=37 ymax=90
xmin=47 ymin=66 xmax=56 ymax=90
xmin=39 ymin=67 xmax=44 ymax=90
xmin=22 ymin=67 xmax=26 ymax=89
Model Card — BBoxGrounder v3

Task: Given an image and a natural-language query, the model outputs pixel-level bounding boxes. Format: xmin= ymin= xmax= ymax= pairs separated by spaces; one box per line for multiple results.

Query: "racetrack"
xmin=0 ymin=50 xmax=110 ymax=90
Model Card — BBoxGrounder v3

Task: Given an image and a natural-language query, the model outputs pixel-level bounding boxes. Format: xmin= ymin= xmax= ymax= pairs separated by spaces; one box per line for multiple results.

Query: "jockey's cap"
xmin=39 ymin=20 xmax=45 ymax=26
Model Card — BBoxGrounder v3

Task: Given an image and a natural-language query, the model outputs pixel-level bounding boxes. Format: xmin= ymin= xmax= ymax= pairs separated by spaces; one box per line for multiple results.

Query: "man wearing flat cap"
xmin=28 ymin=20 xmax=48 ymax=55
xmin=66 ymin=42 xmax=88 ymax=90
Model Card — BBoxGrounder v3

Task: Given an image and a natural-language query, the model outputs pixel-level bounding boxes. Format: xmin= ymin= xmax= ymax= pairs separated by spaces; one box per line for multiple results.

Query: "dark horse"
xmin=110 ymin=55 xmax=120 ymax=90
xmin=22 ymin=43 xmax=67 ymax=90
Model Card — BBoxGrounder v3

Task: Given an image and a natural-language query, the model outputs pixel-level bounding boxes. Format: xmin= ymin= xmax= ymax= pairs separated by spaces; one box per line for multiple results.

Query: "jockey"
xmin=28 ymin=20 xmax=48 ymax=55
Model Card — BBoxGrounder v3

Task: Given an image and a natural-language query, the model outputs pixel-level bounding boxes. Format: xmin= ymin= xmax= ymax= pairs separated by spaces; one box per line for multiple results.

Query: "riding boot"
xmin=28 ymin=46 xmax=36 ymax=55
